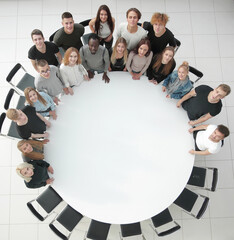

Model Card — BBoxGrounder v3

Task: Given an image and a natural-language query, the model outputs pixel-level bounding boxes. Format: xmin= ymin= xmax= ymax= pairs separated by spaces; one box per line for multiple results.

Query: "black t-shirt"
xmin=143 ymin=22 xmax=176 ymax=55
xmin=182 ymin=85 xmax=223 ymax=120
xmin=28 ymin=41 xmax=59 ymax=66
xmin=110 ymin=57 xmax=125 ymax=71
xmin=17 ymin=106 xmax=46 ymax=139
xmin=24 ymin=160 xmax=50 ymax=188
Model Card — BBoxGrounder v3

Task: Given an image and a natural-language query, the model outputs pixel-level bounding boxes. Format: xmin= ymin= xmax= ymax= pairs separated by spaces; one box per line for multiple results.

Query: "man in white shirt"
xmin=189 ymin=124 xmax=230 ymax=155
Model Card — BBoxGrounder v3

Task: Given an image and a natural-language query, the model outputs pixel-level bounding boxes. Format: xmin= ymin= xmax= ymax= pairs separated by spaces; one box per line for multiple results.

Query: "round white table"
xmin=45 ymin=72 xmax=194 ymax=224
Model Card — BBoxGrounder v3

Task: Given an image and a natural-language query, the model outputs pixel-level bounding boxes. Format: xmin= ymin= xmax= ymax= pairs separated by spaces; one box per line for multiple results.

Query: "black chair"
xmin=85 ymin=219 xmax=111 ymax=240
xmin=79 ymin=19 xmax=92 ymax=45
xmin=174 ymin=38 xmax=181 ymax=53
xmin=0 ymin=112 xmax=21 ymax=140
xmin=49 ymin=204 xmax=83 ymax=240
xmin=150 ymin=208 xmax=181 ymax=237
xmin=189 ymin=66 xmax=203 ymax=83
xmin=120 ymin=222 xmax=146 ymax=239
xmin=187 ymin=166 xmax=218 ymax=192
xmin=4 ymin=88 xmax=25 ymax=111
xmin=6 ymin=63 xmax=35 ymax=93
xmin=174 ymin=188 xmax=209 ymax=219
xmin=27 ymin=186 xmax=63 ymax=221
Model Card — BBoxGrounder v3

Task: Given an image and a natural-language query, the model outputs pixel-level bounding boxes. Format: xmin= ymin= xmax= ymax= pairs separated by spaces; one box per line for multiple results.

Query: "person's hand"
xmin=49 ymin=110 xmax=57 ymax=120
xmin=68 ymin=87 xmax=74 ymax=95
xmin=188 ymin=120 xmax=196 ymax=126
xmin=45 ymin=120 xmax=51 ymax=128
xmin=44 ymin=132 xmax=49 ymax=138
xmin=123 ymin=67 xmax=127 ymax=72
xmin=102 ymin=72 xmax=110 ymax=83
xmin=46 ymin=177 xmax=54 ymax=185
xmin=63 ymin=87 xmax=69 ymax=95
xmin=42 ymin=139 xmax=49 ymax=144
xmin=162 ymin=86 xmax=166 ymax=92
xmin=53 ymin=97 xmax=60 ymax=105
xmin=189 ymin=149 xmax=195 ymax=154
xmin=87 ymin=70 xmax=94 ymax=79
xmin=188 ymin=128 xmax=194 ymax=133
xmin=47 ymin=166 xmax=54 ymax=174
xmin=108 ymin=66 xmax=112 ymax=72
xmin=132 ymin=73 xmax=141 ymax=80
xmin=104 ymin=34 xmax=113 ymax=42
xmin=176 ymin=100 xmax=181 ymax=108
xmin=83 ymin=74 xmax=90 ymax=81
xmin=166 ymin=94 xmax=170 ymax=98
xmin=151 ymin=80 xmax=158 ymax=85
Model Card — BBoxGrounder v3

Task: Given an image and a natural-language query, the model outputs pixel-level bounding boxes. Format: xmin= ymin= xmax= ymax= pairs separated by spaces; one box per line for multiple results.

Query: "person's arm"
xmin=31 ymin=132 xmax=49 ymax=139
xmin=55 ymin=52 xmax=62 ymax=64
xmin=188 ymin=124 xmax=208 ymax=133
xmin=189 ymin=149 xmax=211 ymax=155
xmin=126 ymin=52 xmax=134 ymax=75
xmin=36 ymin=113 xmax=51 ymax=127
xmin=89 ymin=18 xmax=96 ymax=33
xmin=104 ymin=18 xmax=115 ymax=42
xmin=176 ymin=89 xmax=196 ymax=108
xmin=59 ymin=66 xmax=70 ymax=88
xmin=188 ymin=113 xmax=213 ymax=126
xmin=103 ymin=49 xmax=110 ymax=72
xmin=30 ymin=59 xmax=38 ymax=72
xmin=79 ymin=47 xmax=89 ymax=71
xmin=140 ymin=52 xmax=153 ymax=75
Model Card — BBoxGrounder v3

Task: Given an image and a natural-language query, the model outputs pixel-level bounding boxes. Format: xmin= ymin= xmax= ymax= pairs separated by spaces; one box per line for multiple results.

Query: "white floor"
xmin=0 ymin=0 xmax=234 ymax=240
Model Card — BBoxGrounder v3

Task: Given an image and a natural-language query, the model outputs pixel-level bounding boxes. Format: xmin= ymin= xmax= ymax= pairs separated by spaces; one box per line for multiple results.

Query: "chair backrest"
xmin=87 ymin=219 xmax=111 ymax=240
xmin=79 ymin=19 xmax=92 ymax=45
xmin=6 ymin=63 xmax=35 ymax=92
xmin=79 ymin=19 xmax=91 ymax=27
xmin=211 ymin=168 xmax=218 ymax=192
xmin=189 ymin=66 xmax=203 ymax=83
xmin=4 ymin=88 xmax=25 ymax=110
xmin=49 ymin=205 xmax=83 ymax=240
xmin=174 ymin=38 xmax=181 ymax=53
xmin=0 ymin=113 xmax=6 ymax=135
xmin=49 ymin=29 xmax=59 ymax=42
xmin=27 ymin=186 xmax=63 ymax=221
xmin=120 ymin=222 xmax=142 ymax=238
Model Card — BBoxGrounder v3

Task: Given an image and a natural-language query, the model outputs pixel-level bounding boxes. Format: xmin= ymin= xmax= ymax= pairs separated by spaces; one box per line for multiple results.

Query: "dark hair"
xmin=31 ymin=29 xmax=44 ymax=39
xmin=95 ymin=5 xmax=114 ymax=35
xmin=133 ymin=38 xmax=151 ymax=57
xmin=88 ymin=33 xmax=100 ymax=43
xmin=62 ymin=12 xmax=73 ymax=19
xmin=217 ymin=84 xmax=231 ymax=96
xmin=126 ymin=8 xmax=141 ymax=20
xmin=36 ymin=59 xmax=48 ymax=67
xmin=217 ymin=125 xmax=230 ymax=138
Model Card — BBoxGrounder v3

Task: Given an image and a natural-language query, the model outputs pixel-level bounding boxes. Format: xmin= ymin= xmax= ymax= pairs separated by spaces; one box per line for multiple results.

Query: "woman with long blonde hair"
xmin=16 ymin=160 xmax=54 ymax=189
xmin=24 ymin=87 xmax=57 ymax=120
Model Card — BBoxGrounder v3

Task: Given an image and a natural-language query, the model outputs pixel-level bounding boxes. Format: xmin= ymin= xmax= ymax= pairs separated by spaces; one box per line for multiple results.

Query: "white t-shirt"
xmin=196 ymin=125 xmax=222 ymax=154
xmin=116 ymin=22 xmax=147 ymax=51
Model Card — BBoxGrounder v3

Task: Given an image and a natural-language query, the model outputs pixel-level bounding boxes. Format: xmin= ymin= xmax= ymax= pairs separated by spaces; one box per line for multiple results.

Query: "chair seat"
xmin=187 ymin=166 xmax=206 ymax=187
xmin=87 ymin=220 xmax=110 ymax=240
xmin=121 ymin=223 xmax=142 ymax=238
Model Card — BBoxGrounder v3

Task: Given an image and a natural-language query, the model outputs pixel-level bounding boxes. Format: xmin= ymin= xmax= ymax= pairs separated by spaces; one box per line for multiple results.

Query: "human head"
xmin=161 ymin=46 xmax=175 ymax=64
xmin=6 ymin=109 xmax=27 ymax=123
xmin=217 ymin=84 xmax=231 ymax=97
xmin=111 ymin=37 xmax=128 ymax=65
xmin=210 ymin=84 xmax=231 ymax=102
xmin=151 ymin=13 xmax=169 ymax=35
xmin=24 ymin=87 xmax=47 ymax=106
xmin=63 ymin=47 xmax=81 ymax=66
xmin=210 ymin=124 xmax=229 ymax=142
xmin=134 ymin=38 xmax=151 ymax=57
xmin=88 ymin=33 xmax=100 ymax=54
xmin=31 ymin=29 xmax=45 ymax=49
xmin=36 ymin=59 xmax=51 ymax=78
xmin=126 ymin=8 xmax=141 ymax=28
xmin=17 ymin=140 xmax=33 ymax=154
xmin=16 ymin=162 xmax=34 ymax=182
xmin=96 ymin=5 xmax=111 ymax=23
xmin=61 ymin=12 xmax=74 ymax=34
xmin=178 ymin=61 xmax=189 ymax=81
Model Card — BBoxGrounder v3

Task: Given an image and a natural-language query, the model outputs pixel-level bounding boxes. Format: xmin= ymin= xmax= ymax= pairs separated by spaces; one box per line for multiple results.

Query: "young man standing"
xmin=28 ymin=29 xmax=62 ymax=71
xmin=177 ymin=84 xmax=231 ymax=126
xmin=35 ymin=60 xmax=69 ymax=105
xmin=53 ymin=12 xmax=84 ymax=52
xmin=79 ymin=33 xmax=110 ymax=83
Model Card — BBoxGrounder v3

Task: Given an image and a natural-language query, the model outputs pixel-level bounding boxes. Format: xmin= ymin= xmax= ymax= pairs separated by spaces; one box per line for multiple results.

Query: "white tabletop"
xmin=45 ymin=72 xmax=194 ymax=224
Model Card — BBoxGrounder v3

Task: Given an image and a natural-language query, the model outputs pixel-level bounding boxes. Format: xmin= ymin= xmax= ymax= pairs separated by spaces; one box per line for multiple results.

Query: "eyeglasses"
xmin=40 ymin=68 xmax=51 ymax=75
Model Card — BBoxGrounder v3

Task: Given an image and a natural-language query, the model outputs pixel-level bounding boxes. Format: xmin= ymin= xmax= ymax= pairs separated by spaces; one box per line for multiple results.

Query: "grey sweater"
xmin=35 ymin=65 xmax=64 ymax=98
xmin=79 ymin=45 xmax=109 ymax=72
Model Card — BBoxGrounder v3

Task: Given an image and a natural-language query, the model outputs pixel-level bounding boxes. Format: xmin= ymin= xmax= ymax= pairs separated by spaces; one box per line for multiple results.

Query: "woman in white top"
xmin=60 ymin=47 xmax=89 ymax=95
xmin=89 ymin=5 xmax=115 ymax=53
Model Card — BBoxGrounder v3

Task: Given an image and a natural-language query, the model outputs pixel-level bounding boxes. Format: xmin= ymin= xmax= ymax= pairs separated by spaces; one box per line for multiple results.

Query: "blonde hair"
xmin=63 ymin=47 xmax=81 ymax=65
xmin=151 ymin=12 xmax=169 ymax=26
xmin=111 ymin=37 xmax=128 ymax=65
xmin=178 ymin=61 xmax=189 ymax=73
xmin=24 ymin=87 xmax=47 ymax=106
xmin=6 ymin=108 xmax=19 ymax=120
xmin=16 ymin=162 xmax=34 ymax=182
xmin=17 ymin=139 xmax=44 ymax=160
